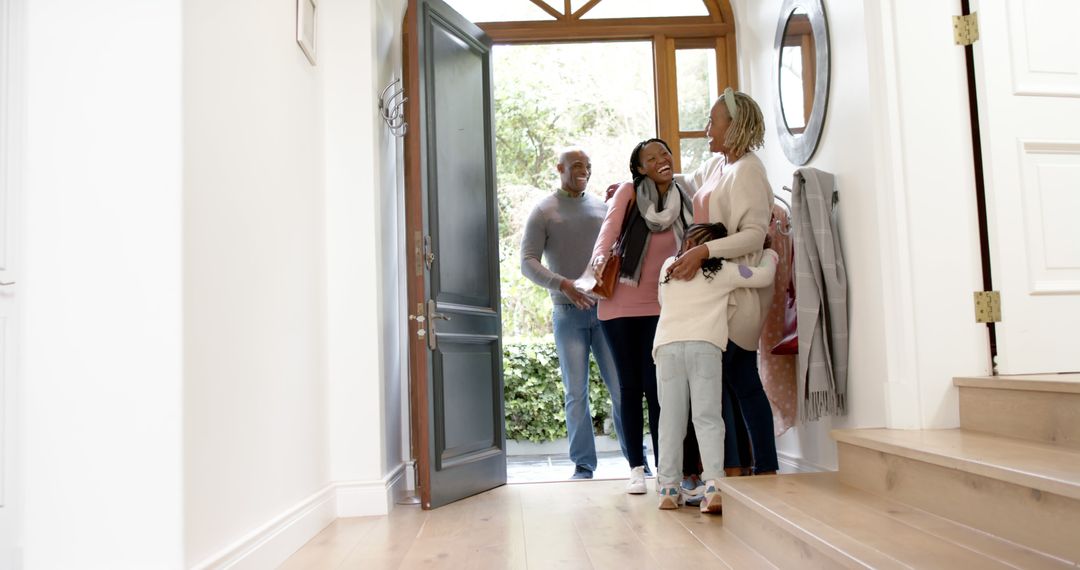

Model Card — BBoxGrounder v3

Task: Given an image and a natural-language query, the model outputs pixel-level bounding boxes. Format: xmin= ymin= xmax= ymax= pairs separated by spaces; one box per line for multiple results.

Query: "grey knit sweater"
xmin=520 ymin=191 xmax=608 ymax=305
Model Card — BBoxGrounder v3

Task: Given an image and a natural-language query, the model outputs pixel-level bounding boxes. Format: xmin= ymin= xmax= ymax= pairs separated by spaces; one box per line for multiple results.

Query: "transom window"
xmin=443 ymin=0 xmax=735 ymax=173
xmin=446 ymin=0 xmax=713 ymax=22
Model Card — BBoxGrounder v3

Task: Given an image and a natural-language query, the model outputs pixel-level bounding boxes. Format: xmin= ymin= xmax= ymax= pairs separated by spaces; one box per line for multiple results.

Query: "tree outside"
xmin=494 ymin=42 xmax=655 ymax=441
xmin=495 ymin=41 xmax=656 ymax=340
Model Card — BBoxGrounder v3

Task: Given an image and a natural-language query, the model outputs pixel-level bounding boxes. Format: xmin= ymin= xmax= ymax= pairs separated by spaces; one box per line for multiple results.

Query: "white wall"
xmin=322 ymin=0 xmax=408 ymax=512
xmin=863 ymin=0 xmax=991 ymax=426
xmin=374 ymin=0 xmax=408 ymax=492
xmin=22 ymin=0 xmax=184 ymax=567
xmin=732 ymin=0 xmax=990 ymax=469
xmin=183 ymin=0 xmax=329 ymax=564
xmin=19 ymin=0 xmax=408 ymax=565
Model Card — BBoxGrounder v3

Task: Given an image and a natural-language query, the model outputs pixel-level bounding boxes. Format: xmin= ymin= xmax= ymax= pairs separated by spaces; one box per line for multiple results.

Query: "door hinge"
xmin=973 ymin=290 xmax=1001 ymax=323
xmin=953 ymin=13 xmax=979 ymax=46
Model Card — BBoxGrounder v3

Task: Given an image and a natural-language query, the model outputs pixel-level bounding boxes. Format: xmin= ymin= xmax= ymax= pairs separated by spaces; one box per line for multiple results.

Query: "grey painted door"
xmin=405 ymin=0 xmax=505 ymax=509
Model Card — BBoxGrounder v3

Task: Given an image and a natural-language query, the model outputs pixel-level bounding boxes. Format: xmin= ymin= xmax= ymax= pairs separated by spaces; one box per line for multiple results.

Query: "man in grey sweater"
xmin=520 ymin=147 xmax=629 ymax=479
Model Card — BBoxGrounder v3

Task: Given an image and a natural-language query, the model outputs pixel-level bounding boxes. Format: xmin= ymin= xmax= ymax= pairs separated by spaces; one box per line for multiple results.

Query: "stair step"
xmin=834 ymin=428 xmax=1080 ymax=563
xmin=833 ymin=428 xmax=1080 ymax=500
xmin=955 ymin=374 xmax=1080 ymax=448
xmin=718 ymin=472 xmax=1070 ymax=569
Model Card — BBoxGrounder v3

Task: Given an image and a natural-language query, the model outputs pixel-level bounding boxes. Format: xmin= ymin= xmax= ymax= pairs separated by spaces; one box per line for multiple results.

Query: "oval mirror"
xmin=774 ymin=0 xmax=829 ymax=165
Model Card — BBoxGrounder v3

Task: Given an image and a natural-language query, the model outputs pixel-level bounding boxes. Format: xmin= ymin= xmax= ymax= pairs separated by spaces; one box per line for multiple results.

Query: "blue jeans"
xmin=655 ymin=341 xmax=727 ymax=485
xmin=552 ymin=304 xmax=628 ymax=471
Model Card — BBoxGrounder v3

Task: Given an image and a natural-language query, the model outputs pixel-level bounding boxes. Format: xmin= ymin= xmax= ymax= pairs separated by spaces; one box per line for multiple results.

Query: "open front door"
xmin=972 ymin=1 xmax=1080 ymax=374
xmin=404 ymin=0 xmax=505 ymax=509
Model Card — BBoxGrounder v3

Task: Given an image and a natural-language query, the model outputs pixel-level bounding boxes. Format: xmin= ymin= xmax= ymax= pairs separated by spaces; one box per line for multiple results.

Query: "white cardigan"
xmin=653 ymin=250 xmax=778 ymax=358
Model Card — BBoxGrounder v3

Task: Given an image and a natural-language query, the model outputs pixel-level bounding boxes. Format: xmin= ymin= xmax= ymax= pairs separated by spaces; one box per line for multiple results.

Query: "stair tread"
xmin=832 ymin=428 xmax=1080 ymax=500
xmin=955 ymin=373 xmax=1080 ymax=394
xmin=668 ymin=518 xmax=779 ymax=569
xmin=720 ymin=472 xmax=1072 ymax=569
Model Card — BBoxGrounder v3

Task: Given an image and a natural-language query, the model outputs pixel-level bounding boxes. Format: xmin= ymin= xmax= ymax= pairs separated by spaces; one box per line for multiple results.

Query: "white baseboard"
xmin=336 ymin=463 xmax=405 ymax=517
xmin=190 ymin=485 xmax=337 ymax=570
xmin=191 ymin=464 xmax=406 ymax=569
xmin=777 ymin=451 xmax=833 ymax=474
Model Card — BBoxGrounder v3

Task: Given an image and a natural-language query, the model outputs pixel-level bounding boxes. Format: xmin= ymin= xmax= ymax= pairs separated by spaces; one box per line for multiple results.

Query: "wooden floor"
xmin=279 ymin=479 xmax=774 ymax=569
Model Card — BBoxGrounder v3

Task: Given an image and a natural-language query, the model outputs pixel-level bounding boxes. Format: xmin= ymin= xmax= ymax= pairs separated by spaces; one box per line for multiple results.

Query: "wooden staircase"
xmin=718 ymin=374 xmax=1080 ymax=568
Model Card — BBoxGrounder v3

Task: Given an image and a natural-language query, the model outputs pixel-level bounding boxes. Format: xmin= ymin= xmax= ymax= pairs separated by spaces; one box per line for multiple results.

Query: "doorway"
xmin=494 ymin=40 xmax=655 ymax=482
xmin=404 ymin=0 xmax=738 ymax=507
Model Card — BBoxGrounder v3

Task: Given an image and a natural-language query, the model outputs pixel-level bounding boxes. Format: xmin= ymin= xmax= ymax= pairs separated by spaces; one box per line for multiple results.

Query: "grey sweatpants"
xmin=654 ymin=341 xmax=726 ymax=486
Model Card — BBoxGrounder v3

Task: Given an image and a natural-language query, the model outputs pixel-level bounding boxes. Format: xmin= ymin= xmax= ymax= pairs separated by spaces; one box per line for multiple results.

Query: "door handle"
xmin=426 ymin=299 xmax=450 ymax=350
xmin=0 ymin=281 xmax=13 ymax=286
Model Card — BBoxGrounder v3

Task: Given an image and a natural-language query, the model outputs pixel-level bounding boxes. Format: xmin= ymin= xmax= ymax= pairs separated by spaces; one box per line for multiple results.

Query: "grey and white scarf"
xmin=617 ymin=177 xmax=693 ymax=285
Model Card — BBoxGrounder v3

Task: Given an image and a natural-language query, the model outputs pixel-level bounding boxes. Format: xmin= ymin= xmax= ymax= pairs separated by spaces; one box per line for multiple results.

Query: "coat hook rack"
xmin=379 ymin=78 xmax=408 ymax=137
xmin=774 ymin=186 xmax=793 ymax=236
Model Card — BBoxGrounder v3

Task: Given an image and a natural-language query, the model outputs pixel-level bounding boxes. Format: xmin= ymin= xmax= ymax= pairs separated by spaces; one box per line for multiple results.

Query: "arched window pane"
xmin=443 ymin=0 xmax=558 ymax=23
xmin=582 ymin=0 xmax=710 ymax=19
xmin=537 ymin=0 xmax=563 ymax=14
xmin=570 ymin=0 xmax=593 ymax=14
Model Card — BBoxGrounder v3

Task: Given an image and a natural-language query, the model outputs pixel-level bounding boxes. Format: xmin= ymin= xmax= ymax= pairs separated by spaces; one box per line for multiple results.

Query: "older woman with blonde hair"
xmin=669 ymin=88 xmax=779 ymax=477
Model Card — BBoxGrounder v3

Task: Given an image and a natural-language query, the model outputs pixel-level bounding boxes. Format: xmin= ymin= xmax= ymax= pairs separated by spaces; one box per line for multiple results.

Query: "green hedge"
xmin=502 ymin=337 xmax=614 ymax=443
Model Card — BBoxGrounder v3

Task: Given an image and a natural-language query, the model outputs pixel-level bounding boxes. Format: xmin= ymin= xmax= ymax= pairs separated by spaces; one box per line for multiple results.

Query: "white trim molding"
xmin=778 ymin=450 xmax=834 ymax=474
xmin=189 ymin=486 xmax=336 ymax=570
xmin=336 ymin=463 xmax=406 ymax=517
xmin=190 ymin=465 xmax=408 ymax=570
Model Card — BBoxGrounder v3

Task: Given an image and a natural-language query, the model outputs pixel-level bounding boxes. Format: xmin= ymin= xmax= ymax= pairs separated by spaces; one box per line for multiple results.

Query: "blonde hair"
xmin=719 ymin=90 xmax=765 ymax=158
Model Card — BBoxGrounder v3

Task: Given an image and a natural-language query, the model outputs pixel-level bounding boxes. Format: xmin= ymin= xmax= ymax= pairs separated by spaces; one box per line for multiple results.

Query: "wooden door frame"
xmin=402 ymin=1 xmax=433 ymax=505
xmin=475 ymin=0 xmax=738 ymax=172
xmin=402 ymin=0 xmax=739 ymax=505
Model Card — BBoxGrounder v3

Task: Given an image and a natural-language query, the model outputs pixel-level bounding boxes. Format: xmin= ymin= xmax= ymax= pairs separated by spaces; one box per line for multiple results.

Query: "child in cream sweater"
xmin=653 ymin=222 xmax=778 ymax=512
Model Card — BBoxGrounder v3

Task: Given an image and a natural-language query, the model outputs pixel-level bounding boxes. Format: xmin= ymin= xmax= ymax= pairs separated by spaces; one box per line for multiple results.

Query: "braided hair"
xmin=719 ymin=90 xmax=766 ymax=159
xmin=629 ymin=138 xmax=673 ymax=185
xmin=661 ymin=222 xmax=729 ymax=284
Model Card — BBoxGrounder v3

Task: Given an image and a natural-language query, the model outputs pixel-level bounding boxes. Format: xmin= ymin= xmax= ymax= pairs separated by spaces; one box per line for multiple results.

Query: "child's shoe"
xmin=657 ymin=485 xmax=682 ymax=509
xmin=680 ymin=475 xmax=705 ymax=506
xmin=699 ymin=479 xmax=723 ymax=514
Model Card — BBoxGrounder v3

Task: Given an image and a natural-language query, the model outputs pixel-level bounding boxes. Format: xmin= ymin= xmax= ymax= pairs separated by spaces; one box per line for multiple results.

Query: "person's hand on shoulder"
xmin=605 ymin=183 xmax=620 ymax=202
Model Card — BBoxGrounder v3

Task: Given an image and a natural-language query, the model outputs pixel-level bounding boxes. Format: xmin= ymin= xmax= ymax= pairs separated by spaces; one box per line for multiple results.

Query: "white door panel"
xmin=974 ymin=0 xmax=1080 ymax=373
xmin=1005 ymin=0 xmax=1080 ymax=96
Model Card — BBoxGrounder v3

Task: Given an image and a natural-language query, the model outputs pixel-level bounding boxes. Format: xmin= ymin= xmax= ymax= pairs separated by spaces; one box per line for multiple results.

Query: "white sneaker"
xmin=627 ymin=466 xmax=647 ymax=494
xmin=700 ymin=479 xmax=723 ymax=514
xmin=657 ymin=486 xmax=682 ymax=509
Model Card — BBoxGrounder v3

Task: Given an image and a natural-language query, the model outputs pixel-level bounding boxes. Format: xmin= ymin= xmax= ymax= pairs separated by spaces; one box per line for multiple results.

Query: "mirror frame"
xmin=774 ymin=0 xmax=830 ymax=165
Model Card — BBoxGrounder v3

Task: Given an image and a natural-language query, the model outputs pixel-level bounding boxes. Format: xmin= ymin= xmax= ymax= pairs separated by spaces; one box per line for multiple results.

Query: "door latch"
xmin=409 ymin=302 xmax=426 ymax=341
xmin=425 ymin=299 xmax=450 ymax=350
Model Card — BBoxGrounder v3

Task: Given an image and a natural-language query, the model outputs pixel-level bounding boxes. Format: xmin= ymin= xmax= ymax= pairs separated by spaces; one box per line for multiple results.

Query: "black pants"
xmin=723 ymin=340 xmax=778 ymax=473
xmin=600 ymin=315 xmax=661 ymax=469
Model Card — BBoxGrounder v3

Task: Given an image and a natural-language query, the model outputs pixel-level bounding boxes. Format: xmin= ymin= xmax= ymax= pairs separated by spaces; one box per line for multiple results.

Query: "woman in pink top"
xmin=591 ymin=138 xmax=693 ymax=494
